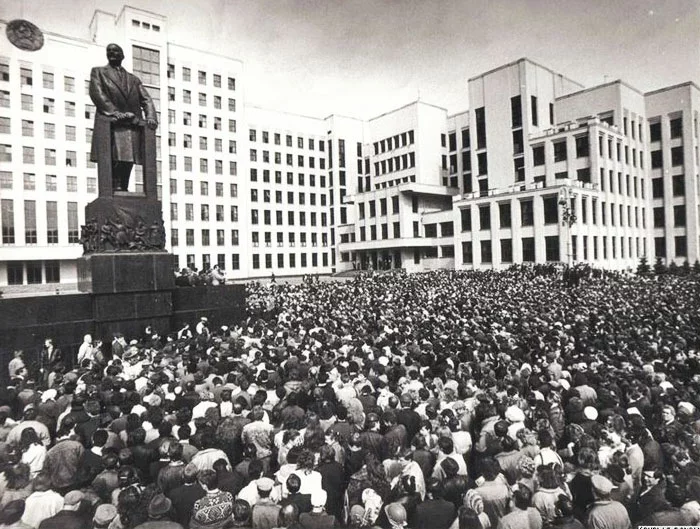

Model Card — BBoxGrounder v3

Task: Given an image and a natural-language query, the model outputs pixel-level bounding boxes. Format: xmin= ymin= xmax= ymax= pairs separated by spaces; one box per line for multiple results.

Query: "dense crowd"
xmin=175 ymin=265 xmax=227 ymax=287
xmin=1 ymin=266 xmax=700 ymax=529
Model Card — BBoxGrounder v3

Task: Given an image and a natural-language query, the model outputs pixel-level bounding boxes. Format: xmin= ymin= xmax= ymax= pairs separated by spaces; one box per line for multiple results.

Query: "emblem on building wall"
xmin=6 ymin=19 xmax=44 ymax=52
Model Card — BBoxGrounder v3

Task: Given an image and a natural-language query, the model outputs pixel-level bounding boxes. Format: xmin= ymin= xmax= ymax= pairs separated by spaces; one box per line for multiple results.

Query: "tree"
xmin=637 ymin=256 xmax=651 ymax=276
xmin=654 ymin=256 xmax=666 ymax=275
xmin=694 ymin=260 xmax=700 ymax=275
xmin=682 ymin=259 xmax=691 ymax=275
xmin=668 ymin=261 xmax=679 ymax=275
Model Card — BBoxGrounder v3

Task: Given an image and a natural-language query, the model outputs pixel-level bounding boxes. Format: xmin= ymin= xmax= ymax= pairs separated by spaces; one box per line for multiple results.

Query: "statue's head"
xmin=106 ymin=43 xmax=125 ymax=65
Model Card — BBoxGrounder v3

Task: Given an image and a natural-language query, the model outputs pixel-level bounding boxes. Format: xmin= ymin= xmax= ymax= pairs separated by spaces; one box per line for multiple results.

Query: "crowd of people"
xmin=1 ymin=266 xmax=700 ymax=529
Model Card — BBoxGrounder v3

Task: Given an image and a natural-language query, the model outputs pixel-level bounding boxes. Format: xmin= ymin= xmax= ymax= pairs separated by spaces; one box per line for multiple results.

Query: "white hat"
xmin=627 ymin=407 xmax=642 ymax=416
xmin=505 ymin=406 xmax=525 ymax=423
xmin=559 ymin=379 xmax=571 ymax=391
xmin=41 ymin=389 xmax=57 ymax=402
xmin=583 ymin=406 xmax=599 ymax=421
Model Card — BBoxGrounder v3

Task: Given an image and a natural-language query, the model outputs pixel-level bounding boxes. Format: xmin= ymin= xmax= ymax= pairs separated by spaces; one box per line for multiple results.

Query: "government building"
xmin=1 ymin=6 xmax=698 ymax=291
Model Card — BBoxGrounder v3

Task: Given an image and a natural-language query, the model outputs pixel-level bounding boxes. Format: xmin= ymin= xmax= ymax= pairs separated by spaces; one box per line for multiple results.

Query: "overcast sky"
xmin=2 ymin=0 xmax=699 ymax=119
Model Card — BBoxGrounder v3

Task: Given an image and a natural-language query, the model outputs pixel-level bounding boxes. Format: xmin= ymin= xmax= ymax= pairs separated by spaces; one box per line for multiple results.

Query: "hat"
xmin=63 ymin=490 xmax=85 ymax=506
xmin=256 ymin=477 xmax=274 ymax=492
xmin=627 ymin=407 xmax=642 ymax=417
xmin=93 ymin=504 xmax=117 ymax=526
xmin=200 ymin=317 xmax=208 ymax=322
xmin=584 ymin=406 xmax=599 ymax=421
xmin=505 ymin=406 xmax=525 ymax=423
xmin=591 ymin=475 xmax=614 ymax=495
xmin=311 ymin=489 xmax=327 ymax=508
xmin=41 ymin=389 xmax=57 ymax=402
xmin=678 ymin=402 xmax=696 ymax=416
xmin=558 ymin=379 xmax=571 ymax=391
xmin=148 ymin=494 xmax=172 ymax=518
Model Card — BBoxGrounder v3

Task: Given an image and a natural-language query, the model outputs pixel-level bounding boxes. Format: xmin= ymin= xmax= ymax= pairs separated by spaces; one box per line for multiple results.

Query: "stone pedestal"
xmin=77 ymin=252 xmax=176 ymax=339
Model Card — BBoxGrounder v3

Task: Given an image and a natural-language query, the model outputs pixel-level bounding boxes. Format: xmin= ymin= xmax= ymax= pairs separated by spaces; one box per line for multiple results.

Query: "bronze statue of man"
xmin=89 ymin=43 xmax=158 ymax=192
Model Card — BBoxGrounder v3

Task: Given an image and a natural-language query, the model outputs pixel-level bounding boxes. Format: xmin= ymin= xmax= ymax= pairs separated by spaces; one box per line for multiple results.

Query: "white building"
xmin=1 ymin=10 xmax=699 ymax=291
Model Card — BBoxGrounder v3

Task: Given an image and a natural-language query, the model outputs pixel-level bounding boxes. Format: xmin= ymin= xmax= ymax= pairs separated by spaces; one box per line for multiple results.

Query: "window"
xmin=653 ymin=207 xmax=664 ymax=227
xmin=575 ymin=136 xmax=589 ymax=158
xmin=200 ymin=182 xmax=209 ymax=196
xmin=66 ymin=175 xmax=77 ymax=192
xmin=24 ymin=200 xmax=37 ymax=243
xmin=479 ymin=205 xmax=490 ymax=230
xmin=649 ymin=121 xmax=661 ymax=142
xmin=0 ymin=144 xmax=10 ymax=162
xmin=543 ymin=196 xmax=558 ymax=224
xmin=45 ymin=261 xmax=60 ymax=283
xmin=1 ymin=199 xmax=15 ymax=243
xmin=0 ymin=117 xmax=10 ymax=134
xmin=462 ymin=242 xmax=473 ymax=264
xmin=675 ymin=236 xmax=687 ymax=257
xmin=481 ymin=241 xmax=492 ymax=263
xmin=0 ymin=171 xmax=11 ymax=189
xmin=545 ymin=236 xmax=560 ymax=261
xmin=67 ymin=202 xmax=79 ymax=242
xmin=0 ymin=61 xmax=8 ymax=82
xmin=45 ymin=148 xmax=56 ymax=165
xmin=521 ymin=199 xmax=534 ymax=226
xmin=577 ymin=168 xmax=590 ymax=183
xmin=20 ymin=67 xmax=32 ymax=86
xmin=46 ymin=201 xmax=58 ymax=243
xmin=529 ymin=95 xmax=538 ymax=126
xmin=186 ymin=229 xmax=194 ymax=246
xmin=553 ymin=141 xmax=567 ymax=162
xmin=499 ymin=203 xmax=511 ymax=228
xmin=65 ymin=101 xmax=75 ymax=117
xmin=43 ymin=97 xmax=55 ymax=114
xmin=228 ymin=77 xmax=236 ymax=90
xmin=651 ymin=150 xmax=663 ymax=168
xmin=532 ymin=145 xmax=544 ymax=166
xmin=475 ymin=107 xmax=486 ymax=149
xmin=477 ymin=152 xmax=488 ymax=175
xmin=671 ymin=146 xmax=684 ymax=166
xmin=512 ymin=130 xmax=523 ymax=154
xmin=510 ymin=96 xmax=522 ymax=127
xmin=132 ymin=45 xmax=160 ymax=85
xmin=231 ymin=229 xmax=239 ymax=245
xmin=672 ymin=174 xmax=684 ymax=196
xmin=501 ymin=239 xmax=513 ymax=263
xmin=670 ymin=117 xmax=682 ymax=139
xmin=183 ymin=90 xmax=191 ymax=104
xmin=21 ymin=93 xmax=33 ymax=111
xmin=0 ymin=90 xmax=9 ymax=107
xmin=674 ymin=205 xmax=686 ymax=227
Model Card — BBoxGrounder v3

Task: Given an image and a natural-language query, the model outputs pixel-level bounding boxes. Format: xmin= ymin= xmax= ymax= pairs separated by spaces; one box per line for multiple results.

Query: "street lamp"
xmin=558 ymin=187 xmax=577 ymax=265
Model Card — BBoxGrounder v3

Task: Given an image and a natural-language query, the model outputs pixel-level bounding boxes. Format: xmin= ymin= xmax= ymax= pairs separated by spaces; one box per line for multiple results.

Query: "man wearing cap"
xmin=93 ymin=504 xmax=118 ymax=529
xmin=586 ymin=475 xmax=632 ymax=529
xmin=134 ymin=493 xmax=182 ymax=529
xmin=250 ymin=476 xmax=280 ymax=529
xmin=37 ymin=490 xmax=90 ymax=529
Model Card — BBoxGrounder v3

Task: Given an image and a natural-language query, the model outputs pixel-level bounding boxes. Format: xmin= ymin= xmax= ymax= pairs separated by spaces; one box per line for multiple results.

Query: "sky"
xmin=2 ymin=0 xmax=699 ymax=120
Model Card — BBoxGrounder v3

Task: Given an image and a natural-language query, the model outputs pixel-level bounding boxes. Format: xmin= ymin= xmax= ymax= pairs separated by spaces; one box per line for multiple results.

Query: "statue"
xmin=89 ymin=43 xmax=158 ymax=192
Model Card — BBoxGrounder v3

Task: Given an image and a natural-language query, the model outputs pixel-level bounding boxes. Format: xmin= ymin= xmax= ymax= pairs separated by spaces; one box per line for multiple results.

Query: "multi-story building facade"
xmin=1 ymin=9 xmax=698 ymax=290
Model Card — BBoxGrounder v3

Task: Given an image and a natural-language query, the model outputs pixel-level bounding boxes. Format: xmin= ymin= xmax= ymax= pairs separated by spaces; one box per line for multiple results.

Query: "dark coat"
xmin=38 ymin=509 xmax=91 ymax=529
xmin=89 ymin=64 xmax=156 ymax=163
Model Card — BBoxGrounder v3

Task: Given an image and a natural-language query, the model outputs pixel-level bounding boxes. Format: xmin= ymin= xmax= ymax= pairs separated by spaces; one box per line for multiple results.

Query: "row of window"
xmin=373 ymin=130 xmax=415 ymax=155
xmin=0 ymin=171 xmax=97 ymax=193
xmin=1 ymin=200 xmax=79 ymax=245
xmin=0 ymin=92 xmax=98 ymax=121
xmin=462 ymin=234 xmax=654 ymax=264
xmin=460 ymin=196 xmax=648 ymax=231
xmin=249 ymin=170 xmax=328 ymax=187
xmin=251 ymin=252 xmax=330 ymax=270
xmin=166 ymin=87 xmax=235 ymax=112
xmin=179 ymin=254 xmax=241 ymax=272
xmin=171 ymin=228 xmax=239 ymax=247
xmin=250 ymin=232 xmax=329 ymax=247
xmin=170 ymin=180 xmax=237 ymax=197
xmin=0 ymin=145 xmax=96 ymax=168
xmin=358 ymin=196 xmax=400 ymax=219
xmin=5 ymin=260 xmax=61 ymax=285
xmin=250 ymin=210 xmax=329 ymax=227
xmin=169 ymin=158 xmax=235 ymax=176
xmin=251 ymin=189 xmax=329 ymax=206
xmin=249 ymin=150 xmax=326 ymax=169
xmin=649 ymin=117 xmax=682 ymax=142
xmin=374 ymin=152 xmax=416 ymax=176
xmin=166 ymin=64 xmax=236 ymax=91
xmin=171 ymin=203 xmax=238 ymax=223
xmin=653 ymin=205 xmax=688 ymax=228
xmin=249 ymin=129 xmax=326 ymax=151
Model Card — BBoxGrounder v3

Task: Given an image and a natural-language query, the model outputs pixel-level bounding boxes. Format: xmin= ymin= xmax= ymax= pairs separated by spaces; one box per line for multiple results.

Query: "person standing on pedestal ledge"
xmin=89 ymin=43 xmax=158 ymax=192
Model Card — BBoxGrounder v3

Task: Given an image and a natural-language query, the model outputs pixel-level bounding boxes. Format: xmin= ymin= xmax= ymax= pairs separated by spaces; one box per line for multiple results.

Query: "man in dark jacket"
xmin=167 ymin=463 xmax=205 ymax=527
xmin=412 ymin=479 xmax=457 ymax=529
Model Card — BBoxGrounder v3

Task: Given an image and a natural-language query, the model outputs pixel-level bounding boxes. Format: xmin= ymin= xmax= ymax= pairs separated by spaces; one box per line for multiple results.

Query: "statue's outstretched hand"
xmin=146 ymin=118 xmax=158 ymax=130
